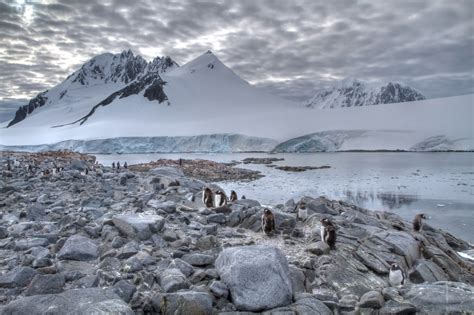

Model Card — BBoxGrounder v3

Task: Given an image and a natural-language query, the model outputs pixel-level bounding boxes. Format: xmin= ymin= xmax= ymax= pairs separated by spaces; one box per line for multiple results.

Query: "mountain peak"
xmin=305 ymin=78 xmax=426 ymax=109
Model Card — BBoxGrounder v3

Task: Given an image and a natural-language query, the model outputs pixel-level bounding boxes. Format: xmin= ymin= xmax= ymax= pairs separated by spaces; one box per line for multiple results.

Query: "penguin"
xmin=124 ymin=162 xmax=128 ymax=169
xmin=413 ymin=213 xmax=427 ymax=232
xmin=389 ymin=263 xmax=406 ymax=286
xmin=320 ymin=218 xmax=336 ymax=249
xmin=85 ymin=168 xmax=89 ymax=175
xmin=214 ymin=190 xmax=228 ymax=207
xmin=13 ymin=159 xmax=20 ymax=168
xmin=229 ymin=190 xmax=238 ymax=202
xmin=296 ymin=202 xmax=308 ymax=221
xmin=261 ymin=208 xmax=275 ymax=236
xmin=27 ymin=164 xmax=33 ymax=173
xmin=202 ymin=187 xmax=214 ymax=208
xmin=241 ymin=195 xmax=246 ymax=200
xmin=117 ymin=162 xmax=121 ymax=170
xmin=112 ymin=162 xmax=116 ymax=169
xmin=6 ymin=160 xmax=11 ymax=171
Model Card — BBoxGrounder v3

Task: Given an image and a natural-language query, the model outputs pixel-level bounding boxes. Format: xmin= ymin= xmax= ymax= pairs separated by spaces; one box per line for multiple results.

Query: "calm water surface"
xmin=95 ymin=152 xmax=474 ymax=243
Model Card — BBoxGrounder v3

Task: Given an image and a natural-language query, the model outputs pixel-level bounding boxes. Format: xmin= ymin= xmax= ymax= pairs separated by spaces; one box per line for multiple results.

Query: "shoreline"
xmin=0 ymin=151 xmax=473 ymax=313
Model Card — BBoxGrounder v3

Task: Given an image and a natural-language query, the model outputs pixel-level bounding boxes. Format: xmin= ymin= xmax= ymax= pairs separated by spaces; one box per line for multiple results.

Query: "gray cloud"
xmin=0 ymin=0 xmax=472 ymax=103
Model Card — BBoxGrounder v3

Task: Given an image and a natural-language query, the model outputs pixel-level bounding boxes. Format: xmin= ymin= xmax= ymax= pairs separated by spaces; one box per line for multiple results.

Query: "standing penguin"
xmin=117 ymin=162 xmax=121 ymax=170
xmin=112 ymin=162 xmax=116 ymax=169
xmin=229 ymin=190 xmax=238 ymax=202
xmin=320 ymin=218 xmax=336 ymax=249
xmin=296 ymin=202 xmax=308 ymax=221
xmin=202 ymin=187 xmax=214 ymax=208
xmin=389 ymin=263 xmax=406 ymax=286
xmin=413 ymin=213 xmax=427 ymax=232
xmin=261 ymin=208 xmax=275 ymax=236
xmin=6 ymin=160 xmax=11 ymax=171
xmin=124 ymin=162 xmax=128 ymax=169
xmin=214 ymin=190 xmax=228 ymax=207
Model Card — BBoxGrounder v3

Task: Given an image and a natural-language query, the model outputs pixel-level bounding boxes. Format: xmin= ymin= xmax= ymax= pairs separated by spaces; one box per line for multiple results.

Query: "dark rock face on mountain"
xmin=0 ymin=151 xmax=473 ymax=314
xmin=7 ymin=93 xmax=47 ymax=127
xmin=305 ymin=78 xmax=426 ymax=109
xmin=7 ymin=50 xmax=176 ymax=128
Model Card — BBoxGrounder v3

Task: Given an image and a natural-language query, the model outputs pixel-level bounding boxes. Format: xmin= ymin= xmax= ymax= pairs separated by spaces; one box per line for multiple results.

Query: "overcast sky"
xmin=0 ymin=0 xmax=473 ymax=104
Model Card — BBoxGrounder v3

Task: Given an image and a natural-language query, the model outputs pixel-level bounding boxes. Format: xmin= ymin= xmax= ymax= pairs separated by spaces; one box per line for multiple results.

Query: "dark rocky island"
xmin=0 ymin=151 xmax=473 ymax=314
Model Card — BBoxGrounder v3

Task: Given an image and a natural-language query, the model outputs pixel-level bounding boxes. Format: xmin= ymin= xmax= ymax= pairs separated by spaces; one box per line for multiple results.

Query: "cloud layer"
xmin=1 ymin=0 xmax=473 ymax=103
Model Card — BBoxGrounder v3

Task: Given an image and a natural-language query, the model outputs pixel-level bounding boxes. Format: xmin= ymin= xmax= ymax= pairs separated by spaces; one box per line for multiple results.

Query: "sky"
xmin=0 ymin=0 xmax=473 ymax=107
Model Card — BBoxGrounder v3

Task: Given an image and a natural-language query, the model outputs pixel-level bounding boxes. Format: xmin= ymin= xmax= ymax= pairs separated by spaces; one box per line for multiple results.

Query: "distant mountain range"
xmin=1 ymin=50 xmax=472 ymax=152
xmin=304 ymin=77 xmax=426 ymax=109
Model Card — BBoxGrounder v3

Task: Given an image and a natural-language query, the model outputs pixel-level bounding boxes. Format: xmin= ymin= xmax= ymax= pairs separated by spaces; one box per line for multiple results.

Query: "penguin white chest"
xmin=320 ymin=225 xmax=326 ymax=242
xmin=389 ymin=269 xmax=404 ymax=286
xmin=214 ymin=194 xmax=222 ymax=207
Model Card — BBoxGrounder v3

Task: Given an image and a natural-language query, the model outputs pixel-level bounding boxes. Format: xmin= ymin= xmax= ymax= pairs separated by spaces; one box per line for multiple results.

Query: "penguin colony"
xmin=201 ymin=187 xmax=430 ymax=287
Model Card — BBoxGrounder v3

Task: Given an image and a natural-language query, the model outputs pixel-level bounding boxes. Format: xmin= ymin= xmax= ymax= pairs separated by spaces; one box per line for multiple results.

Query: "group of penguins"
xmin=5 ymin=159 xmax=65 ymax=177
xmin=202 ymin=187 xmax=429 ymax=287
xmin=111 ymin=161 xmax=128 ymax=170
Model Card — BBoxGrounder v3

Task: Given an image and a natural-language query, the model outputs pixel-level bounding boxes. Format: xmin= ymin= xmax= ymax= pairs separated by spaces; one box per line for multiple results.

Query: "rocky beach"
xmin=0 ymin=151 xmax=473 ymax=314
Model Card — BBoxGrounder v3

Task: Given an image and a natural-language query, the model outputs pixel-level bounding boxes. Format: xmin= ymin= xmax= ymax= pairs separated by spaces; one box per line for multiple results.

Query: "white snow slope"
xmin=1 ymin=51 xmax=473 ymax=152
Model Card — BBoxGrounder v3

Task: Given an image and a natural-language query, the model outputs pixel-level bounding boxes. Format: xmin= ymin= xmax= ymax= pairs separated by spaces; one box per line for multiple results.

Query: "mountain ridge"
xmin=304 ymin=77 xmax=426 ymax=109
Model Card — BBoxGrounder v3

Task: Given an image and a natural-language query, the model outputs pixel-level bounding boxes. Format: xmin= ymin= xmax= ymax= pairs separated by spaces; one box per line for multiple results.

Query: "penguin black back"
xmin=413 ymin=213 xmax=426 ymax=232
xmin=261 ymin=208 xmax=275 ymax=235
xmin=202 ymin=187 xmax=214 ymax=208
xmin=230 ymin=190 xmax=238 ymax=202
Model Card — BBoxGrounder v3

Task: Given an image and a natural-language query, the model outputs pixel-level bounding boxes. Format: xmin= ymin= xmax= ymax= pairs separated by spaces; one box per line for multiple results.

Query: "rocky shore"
xmin=0 ymin=151 xmax=473 ymax=314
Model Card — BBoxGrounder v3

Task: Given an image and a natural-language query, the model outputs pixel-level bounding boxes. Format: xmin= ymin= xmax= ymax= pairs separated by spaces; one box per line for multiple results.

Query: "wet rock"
xmin=112 ymin=212 xmax=165 ymax=240
xmin=0 ymin=266 xmax=37 ymax=288
xmin=215 ymin=245 xmax=293 ymax=311
xmin=15 ymin=237 xmax=50 ymax=251
xmin=57 ymin=234 xmax=98 ymax=261
xmin=0 ymin=288 xmax=133 ymax=314
xmin=151 ymin=291 xmax=213 ymax=315
xmin=358 ymin=290 xmax=384 ymax=308
xmin=25 ymin=274 xmax=65 ymax=296
xmin=158 ymin=268 xmax=189 ymax=293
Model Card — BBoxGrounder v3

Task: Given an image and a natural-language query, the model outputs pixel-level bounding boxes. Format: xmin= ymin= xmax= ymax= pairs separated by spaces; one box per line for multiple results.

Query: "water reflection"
xmin=342 ymin=189 xmax=418 ymax=209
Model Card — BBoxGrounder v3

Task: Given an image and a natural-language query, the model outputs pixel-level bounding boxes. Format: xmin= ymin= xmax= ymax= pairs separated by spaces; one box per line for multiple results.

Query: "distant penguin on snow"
xmin=413 ymin=213 xmax=427 ymax=232
xmin=261 ymin=208 xmax=275 ymax=236
xmin=214 ymin=190 xmax=228 ymax=207
xmin=389 ymin=263 xmax=406 ymax=286
xmin=229 ymin=190 xmax=238 ymax=202
xmin=320 ymin=218 xmax=336 ymax=249
xmin=202 ymin=187 xmax=214 ymax=208
xmin=112 ymin=162 xmax=116 ymax=169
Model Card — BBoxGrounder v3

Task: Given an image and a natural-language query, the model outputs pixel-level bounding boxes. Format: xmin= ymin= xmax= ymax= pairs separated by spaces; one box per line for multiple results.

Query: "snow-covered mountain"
xmin=7 ymin=50 xmax=178 ymax=127
xmin=1 ymin=50 xmax=473 ymax=152
xmin=304 ymin=78 xmax=426 ymax=109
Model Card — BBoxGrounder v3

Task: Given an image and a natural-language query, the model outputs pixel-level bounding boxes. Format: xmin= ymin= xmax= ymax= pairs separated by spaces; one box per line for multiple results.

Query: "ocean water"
xmin=95 ymin=152 xmax=474 ymax=243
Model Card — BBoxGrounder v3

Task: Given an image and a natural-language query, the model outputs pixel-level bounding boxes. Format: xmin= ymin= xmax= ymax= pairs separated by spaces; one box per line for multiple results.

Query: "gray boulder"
xmin=0 ymin=266 xmax=37 ymax=288
xmin=358 ymin=290 xmax=384 ymax=308
xmin=112 ymin=212 xmax=165 ymax=240
xmin=0 ymin=288 xmax=133 ymax=314
xmin=25 ymin=274 xmax=65 ymax=296
xmin=151 ymin=291 xmax=212 ymax=315
xmin=181 ymin=253 xmax=215 ymax=266
xmin=215 ymin=245 xmax=293 ymax=311
xmin=409 ymin=259 xmax=448 ymax=283
xmin=14 ymin=237 xmax=49 ymax=251
xmin=209 ymin=280 xmax=229 ymax=298
xmin=57 ymin=234 xmax=98 ymax=261
xmin=159 ymin=268 xmax=189 ymax=293
xmin=113 ymin=280 xmax=136 ymax=303
xmin=399 ymin=282 xmax=474 ymax=314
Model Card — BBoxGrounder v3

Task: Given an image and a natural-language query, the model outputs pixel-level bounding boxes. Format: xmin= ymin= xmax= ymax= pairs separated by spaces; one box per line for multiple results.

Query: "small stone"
xmin=25 ymin=274 xmax=65 ymax=296
xmin=57 ymin=235 xmax=98 ymax=261
xmin=181 ymin=253 xmax=215 ymax=266
xmin=307 ymin=241 xmax=330 ymax=256
xmin=113 ymin=280 xmax=137 ymax=303
xmin=209 ymin=280 xmax=229 ymax=298
xmin=159 ymin=268 xmax=189 ymax=293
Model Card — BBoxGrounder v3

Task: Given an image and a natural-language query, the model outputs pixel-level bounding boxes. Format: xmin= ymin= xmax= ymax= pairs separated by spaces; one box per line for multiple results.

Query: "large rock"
xmin=261 ymin=295 xmax=332 ymax=315
xmin=181 ymin=253 xmax=215 ymax=266
xmin=399 ymin=282 xmax=474 ymax=314
xmin=112 ymin=212 xmax=165 ymax=240
xmin=57 ymin=234 xmax=98 ymax=261
xmin=0 ymin=288 xmax=133 ymax=314
xmin=151 ymin=291 xmax=212 ymax=315
xmin=25 ymin=274 xmax=65 ymax=296
xmin=409 ymin=259 xmax=448 ymax=283
xmin=158 ymin=268 xmax=189 ymax=293
xmin=373 ymin=231 xmax=420 ymax=266
xmin=215 ymin=245 xmax=293 ymax=311
xmin=358 ymin=290 xmax=384 ymax=308
xmin=0 ymin=267 xmax=37 ymax=288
